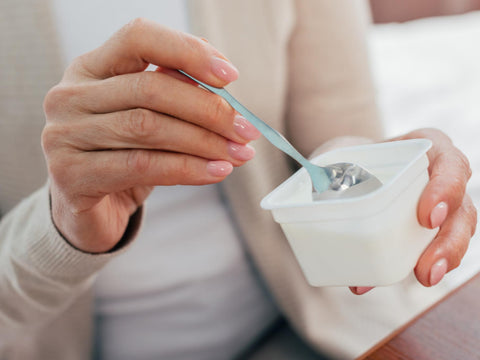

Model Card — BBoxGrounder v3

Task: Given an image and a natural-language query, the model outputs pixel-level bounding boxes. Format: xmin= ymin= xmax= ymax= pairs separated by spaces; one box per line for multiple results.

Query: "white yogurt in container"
xmin=261 ymin=139 xmax=438 ymax=286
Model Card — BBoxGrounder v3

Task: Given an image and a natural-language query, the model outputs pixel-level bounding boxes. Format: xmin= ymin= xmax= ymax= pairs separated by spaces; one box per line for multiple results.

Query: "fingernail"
xmin=233 ymin=115 xmax=261 ymax=140
xmin=227 ymin=141 xmax=255 ymax=161
xmin=355 ymin=286 xmax=374 ymax=295
xmin=211 ymin=56 xmax=239 ymax=82
xmin=430 ymin=258 xmax=448 ymax=286
xmin=430 ymin=202 xmax=448 ymax=228
xmin=206 ymin=161 xmax=233 ymax=177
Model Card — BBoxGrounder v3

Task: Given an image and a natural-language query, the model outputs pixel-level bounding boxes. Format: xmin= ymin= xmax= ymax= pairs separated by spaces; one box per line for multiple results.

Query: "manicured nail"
xmin=206 ymin=161 xmax=233 ymax=177
xmin=227 ymin=141 xmax=255 ymax=161
xmin=233 ymin=115 xmax=261 ymax=140
xmin=430 ymin=258 xmax=448 ymax=286
xmin=355 ymin=286 xmax=374 ymax=295
xmin=211 ymin=56 xmax=239 ymax=82
xmin=430 ymin=202 xmax=448 ymax=228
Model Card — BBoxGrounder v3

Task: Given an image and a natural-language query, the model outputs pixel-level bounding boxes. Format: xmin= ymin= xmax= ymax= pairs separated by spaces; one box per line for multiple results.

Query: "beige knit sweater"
xmin=2 ymin=1 xmax=436 ymax=359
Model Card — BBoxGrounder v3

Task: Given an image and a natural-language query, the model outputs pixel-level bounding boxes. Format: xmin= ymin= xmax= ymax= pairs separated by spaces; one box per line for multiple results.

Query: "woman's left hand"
xmin=351 ymin=128 xmax=477 ymax=295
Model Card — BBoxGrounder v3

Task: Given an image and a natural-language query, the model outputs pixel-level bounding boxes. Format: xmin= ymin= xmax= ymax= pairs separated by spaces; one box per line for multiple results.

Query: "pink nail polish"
xmin=430 ymin=258 xmax=448 ymax=286
xmin=430 ymin=202 xmax=448 ymax=228
xmin=210 ymin=56 xmax=239 ymax=82
xmin=233 ymin=115 xmax=261 ymax=140
xmin=206 ymin=161 xmax=233 ymax=177
xmin=227 ymin=141 xmax=255 ymax=161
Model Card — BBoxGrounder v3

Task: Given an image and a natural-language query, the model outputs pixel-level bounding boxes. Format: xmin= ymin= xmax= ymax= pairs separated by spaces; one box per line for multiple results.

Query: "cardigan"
xmin=0 ymin=1 xmax=448 ymax=359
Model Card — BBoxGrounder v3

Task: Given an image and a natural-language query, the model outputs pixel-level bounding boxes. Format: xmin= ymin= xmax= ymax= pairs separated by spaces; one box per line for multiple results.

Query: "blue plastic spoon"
xmin=179 ymin=71 xmax=382 ymax=197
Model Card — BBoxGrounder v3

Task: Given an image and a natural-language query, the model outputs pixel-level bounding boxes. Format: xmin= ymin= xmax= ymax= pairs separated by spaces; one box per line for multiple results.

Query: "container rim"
xmin=260 ymin=139 xmax=432 ymax=211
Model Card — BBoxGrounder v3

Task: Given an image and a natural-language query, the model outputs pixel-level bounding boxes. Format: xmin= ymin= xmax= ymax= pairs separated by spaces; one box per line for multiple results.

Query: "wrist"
xmin=49 ymin=191 xmax=123 ymax=254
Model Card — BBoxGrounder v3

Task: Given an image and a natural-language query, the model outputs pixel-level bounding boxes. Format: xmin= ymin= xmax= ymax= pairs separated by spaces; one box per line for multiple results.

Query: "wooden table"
xmin=359 ymin=271 xmax=480 ymax=360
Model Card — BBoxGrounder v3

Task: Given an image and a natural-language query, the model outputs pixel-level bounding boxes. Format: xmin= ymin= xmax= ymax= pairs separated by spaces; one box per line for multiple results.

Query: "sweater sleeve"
xmin=0 ymin=183 xmax=142 ymax=346
xmin=286 ymin=0 xmax=384 ymax=157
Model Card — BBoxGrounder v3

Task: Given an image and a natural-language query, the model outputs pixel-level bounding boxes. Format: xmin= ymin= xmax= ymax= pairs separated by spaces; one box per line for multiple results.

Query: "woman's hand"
xmin=351 ymin=128 xmax=477 ymax=295
xmin=42 ymin=19 xmax=260 ymax=254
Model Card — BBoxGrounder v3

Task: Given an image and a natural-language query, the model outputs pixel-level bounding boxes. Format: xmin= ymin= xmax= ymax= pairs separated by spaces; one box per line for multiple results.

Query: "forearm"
xmin=286 ymin=0 xmax=384 ymax=156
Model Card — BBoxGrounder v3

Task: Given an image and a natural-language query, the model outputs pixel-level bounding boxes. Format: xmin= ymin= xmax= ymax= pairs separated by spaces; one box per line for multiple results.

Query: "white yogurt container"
xmin=261 ymin=139 xmax=438 ymax=286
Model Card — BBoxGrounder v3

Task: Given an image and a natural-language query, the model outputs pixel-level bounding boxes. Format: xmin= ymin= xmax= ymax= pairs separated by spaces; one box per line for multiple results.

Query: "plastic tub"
xmin=260 ymin=139 xmax=438 ymax=286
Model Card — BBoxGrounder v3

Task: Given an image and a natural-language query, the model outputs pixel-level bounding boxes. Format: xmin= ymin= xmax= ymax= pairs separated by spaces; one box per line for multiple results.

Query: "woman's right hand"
xmin=42 ymin=19 xmax=260 ymax=254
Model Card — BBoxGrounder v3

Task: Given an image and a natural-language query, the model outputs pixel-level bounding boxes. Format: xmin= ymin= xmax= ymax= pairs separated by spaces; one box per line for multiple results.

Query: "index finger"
xmin=70 ymin=18 xmax=238 ymax=86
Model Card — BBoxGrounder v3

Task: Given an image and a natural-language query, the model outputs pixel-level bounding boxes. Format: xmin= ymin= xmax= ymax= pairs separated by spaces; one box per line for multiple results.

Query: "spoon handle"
xmin=179 ymin=71 xmax=312 ymax=169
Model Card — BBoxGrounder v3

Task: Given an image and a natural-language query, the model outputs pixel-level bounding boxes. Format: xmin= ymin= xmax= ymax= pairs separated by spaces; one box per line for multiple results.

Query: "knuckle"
xmin=170 ymin=156 xmax=194 ymax=183
xmin=116 ymin=18 xmax=151 ymax=51
xmin=449 ymin=172 xmax=466 ymax=194
xmin=127 ymin=149 xmax=152 ymax=175
xmin=107 ymin=18 xmax=152 ymax=75
xmin=181 ymin=33 xmax=206 ymax=58
xmin=128 ymin=17 xmax=150 ymax=32
xmin=66 ymin=55 xmax=90 ymax=79
xmin=43 ymin=83 xmax=84 ymax=117
xmin=422 ymin=127 xmax=452 ymax=143
xmin=434 ymin=152 xmax=467 ymax=203
xmin=449 ymin=253 xmax=463 ymax=270
xmin=165 ymin=31 xmax=206 ymax=70
xmin=443 ymin=198 xmax=477 ymax=270
xmin=125 ymin=108 xmax=156 ymax=139
xmin=204 ymin=94 xmax=231 ymax=126
xmin=41 ymin=124 xmax=77 ymax=189
xmin=40 ymin=125 xmax=54 ymax=155
xmin=449 ymin=237 xmax=469 ymax=270
xmin=131 ymin=73 xmax=156 ymax=105
xmin=462 ymin=195 xmax=478 ymax=236
xmin=41 ymin=124 xmax=64 ymax=155
xmin=183 ymin=33 xmax=203 ymax=50
xmin=470 ymin=206 xmax=478 ymax=237
xmin=177 ymin=156 xmax=193 ymax=179
xmin=43 ymin=84 xmax=68 ymax=117
xmin=457 ymin=149 xmax=472 ymax=180
xmin=121 ymin=17 xmax=149 ymax=40
xmin=472 ymin=206 xmax=478 ymax=236
xmin=47 ymin=154 xmax=73 ymax=189
xmin=431 ymin=127 xmax=449 ymax=140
